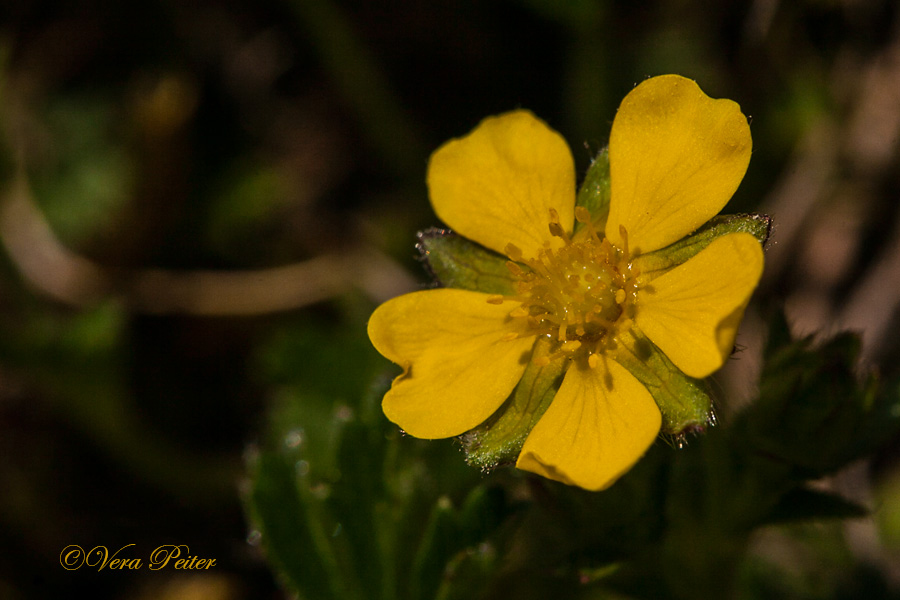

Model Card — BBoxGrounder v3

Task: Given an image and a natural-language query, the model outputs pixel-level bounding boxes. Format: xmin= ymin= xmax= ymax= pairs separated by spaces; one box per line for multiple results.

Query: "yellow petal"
xmin=427 ymin=110 xmax=575 ymax=259
xmin=516 ymin=359 xmax=661 ymax=491
xmin=635 ymin=233 xmax=763 ymax=379
xmin=606 ymin=75 xmax=752 ymax=254
xmin=368 ymin=288 xmax=535 ymax=439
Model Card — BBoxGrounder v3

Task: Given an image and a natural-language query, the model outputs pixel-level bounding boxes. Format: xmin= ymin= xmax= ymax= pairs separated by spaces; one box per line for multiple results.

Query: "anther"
xmin=563 ymin=341 xmax=582 ymax=353
xmin=574 ymin=206 xmax=591 ymax=223
xmin=509 ymin=306 xmax=529 ymax=318
xmin=486 ymin=295 xmax=504 ymax=305
xmin=505 ymin=243 xmax=523 ymax=261
xmin=619 ymin=225 xmax=630 ymax=257
xmin=588 ymin=354 xmax=599 ymax=369
xmin=506 ymin=261 xmax=524 ymax=276
xmin=548 ymin=208 xmax=571 ymax=242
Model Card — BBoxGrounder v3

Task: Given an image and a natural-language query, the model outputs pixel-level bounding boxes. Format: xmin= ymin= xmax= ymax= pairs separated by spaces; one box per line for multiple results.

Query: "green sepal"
xmin=461 ymin=336 xmax=565 ymax=469
xmin=633 ymin=213 xmax=771 ymax=280
xmin=614 ymin=327 xmax=713 ymax=435
xmin=417 ymin=228 xmax=518 ymax=295
xmin=574 ymin=147 xmax=611 ymax=233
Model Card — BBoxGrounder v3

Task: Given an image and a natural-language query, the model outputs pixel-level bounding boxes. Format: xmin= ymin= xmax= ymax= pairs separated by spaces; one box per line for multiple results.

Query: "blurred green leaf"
xmin=739 ymin=330 xmax=876 ymax=477
xmin=762 ymin=488 xmax=867 ymax=525
xmin=205 ymin=162 xmax=292 ymax=259
xmin=411 ymin=496 xmax=459 ymax=600
xmin=29 ymin=96 xmax=133 ymax=247
xmin=248 ymin=350 xmax=517 ymax=600
xmin=247 ymin=451 xmax=356 ymax=600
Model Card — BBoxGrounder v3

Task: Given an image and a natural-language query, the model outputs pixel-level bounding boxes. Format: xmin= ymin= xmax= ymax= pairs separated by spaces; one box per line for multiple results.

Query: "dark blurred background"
xmin=1 ymin=0 xmax=900 ymax=598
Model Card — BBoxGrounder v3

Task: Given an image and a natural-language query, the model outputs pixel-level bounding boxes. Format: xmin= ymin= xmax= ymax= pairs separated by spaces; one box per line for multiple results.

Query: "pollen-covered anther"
xmin=509 ymin=306 xmax=529 ymax=318
xmin=504 ymin=243 xmax=523 ymax=261
xmin=574 ymin=206 xmax=592 ymax=224
xmin=548 ymin=208 xmax=570 ymax=242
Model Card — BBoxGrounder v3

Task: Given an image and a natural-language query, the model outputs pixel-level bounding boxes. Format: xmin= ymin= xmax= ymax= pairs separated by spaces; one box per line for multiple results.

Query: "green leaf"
xmin=461 ymin=336 xmax=565 ymax=469
xmin=247 ymin=451 xmax=353 ymax=600
xmin=458 ymin=486 xmax=509 ymax=548
xmin=411 ymin=496 xmax=461 ymax=600
xmin=331 ymin=416 xmax=388 ymax=596
xmin=739 ymin=331 xmax=867 ymax=476
xmin=762 ymin=487 xmax=868 ymax=525
xmin=847 ymin=375 xmax=900 ymax=461
xmin=417 ymin=228 xmax=518 ymax=295
xmin=614 ymin=327 xmax=713 ymax=435
xmin=433 ymin=544 xmax=498 ymax=600
xmin=574 ymin=147 xmax=611 ymax=233
xmin=736 ymin=317 xmax=900 ymax=481
xmin=633 ymin=213 xmax=771 ymax=280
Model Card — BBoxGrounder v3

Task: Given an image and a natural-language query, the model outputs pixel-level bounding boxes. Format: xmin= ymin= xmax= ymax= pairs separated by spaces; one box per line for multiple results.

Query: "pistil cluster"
xmin=490 ymin=207 xmax=639 ymax=367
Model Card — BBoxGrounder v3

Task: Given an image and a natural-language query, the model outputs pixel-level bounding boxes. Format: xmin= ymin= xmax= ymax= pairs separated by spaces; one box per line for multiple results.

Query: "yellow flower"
xmin=368 ymin=75 xmax=764 ymax=491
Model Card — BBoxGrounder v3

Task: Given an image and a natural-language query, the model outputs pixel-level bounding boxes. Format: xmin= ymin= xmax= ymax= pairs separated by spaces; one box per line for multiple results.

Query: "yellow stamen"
xmin=501 ymin=216 xmax=636 ymax=365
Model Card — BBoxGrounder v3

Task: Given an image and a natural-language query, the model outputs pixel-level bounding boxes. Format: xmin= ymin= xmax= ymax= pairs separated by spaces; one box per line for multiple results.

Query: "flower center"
xmin=491 ymin=207 xmax=638 ymax=366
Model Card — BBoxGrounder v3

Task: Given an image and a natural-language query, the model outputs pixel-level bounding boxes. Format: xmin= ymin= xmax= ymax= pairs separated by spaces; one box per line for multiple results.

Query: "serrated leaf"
xmin=574 ymin=147 xmax=611 ymax=233
xmin=417 ymin=228 xmax=518 ymax=294
xmin=331 ymin=416 xmax=387 ymax=596
xmin=848 ymin=376 xmax=900 ymax=461
xmin=247 ymin=451 xmax=349 ymax=600
xmin=633 ymin=214 xmax=771 ymax=281
xmin=461 ymin=336 xmax=565 ymax=469
xmin=614 ymin=327 xmax=712 ymax=435
xmin=761 ymin=487 xmax=868 ymax=525
xmin=739 ymin=329 xmax=869 ymax=477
